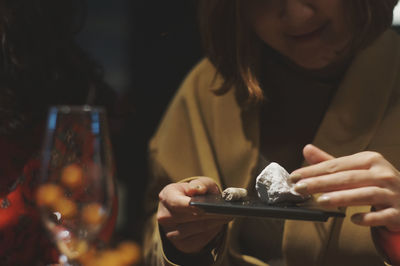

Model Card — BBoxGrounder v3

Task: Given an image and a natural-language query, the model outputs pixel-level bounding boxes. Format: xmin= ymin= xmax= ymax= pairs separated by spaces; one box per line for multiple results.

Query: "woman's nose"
xmin=281 ymin=0 xmax=316 ymax=24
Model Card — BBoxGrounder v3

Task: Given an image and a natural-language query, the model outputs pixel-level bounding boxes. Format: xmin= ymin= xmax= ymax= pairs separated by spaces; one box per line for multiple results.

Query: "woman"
xmin=0 ymin=0 xmax=117 ymax=265
xmin=143 ymin=0 xmax=400 ymax=265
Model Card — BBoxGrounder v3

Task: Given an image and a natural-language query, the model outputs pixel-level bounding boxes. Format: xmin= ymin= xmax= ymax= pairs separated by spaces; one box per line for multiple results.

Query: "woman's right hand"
xmin=157 ymin=177 xmax=232 ymax=254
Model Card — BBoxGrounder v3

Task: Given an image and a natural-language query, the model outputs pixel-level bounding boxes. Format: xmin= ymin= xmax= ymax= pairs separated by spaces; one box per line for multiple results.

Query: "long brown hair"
xmin=198 ymin=0 xmax=399 ymax=103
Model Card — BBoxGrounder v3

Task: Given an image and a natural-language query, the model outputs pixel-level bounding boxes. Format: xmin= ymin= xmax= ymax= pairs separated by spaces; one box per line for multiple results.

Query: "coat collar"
xmin=312 ymin=30 xmax=400 ymax=157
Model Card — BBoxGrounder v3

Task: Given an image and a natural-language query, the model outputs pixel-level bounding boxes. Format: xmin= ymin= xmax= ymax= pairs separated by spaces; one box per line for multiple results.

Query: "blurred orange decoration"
xmin=57 ymin=238 xmax=89 ymax=260
xmin=35 ymin=183 xmax=78 ymax=220
xmin=35 ymin=180 xmax=141 ymax=265
xmin=35 ymin=183 xmax=63 ymax=207
xmin=35 ymin=147 xmax=141 ymax=264
xmin=61 ymin=163 xmax=84 ymax=189
xmin=78 ymin=241 xmax=141 ymax=266
xmin=82 ymin=203 xmax=105 ymax=225
xmin=53 ymin=197 xmax=78 ymax=219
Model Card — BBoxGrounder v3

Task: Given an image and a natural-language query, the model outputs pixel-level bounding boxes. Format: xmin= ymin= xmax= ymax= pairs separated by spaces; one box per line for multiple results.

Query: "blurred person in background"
xmin=143 ymin=0 xmax=400 ymax=265
xmin=0 ymin=0 xmax=118 ymax=264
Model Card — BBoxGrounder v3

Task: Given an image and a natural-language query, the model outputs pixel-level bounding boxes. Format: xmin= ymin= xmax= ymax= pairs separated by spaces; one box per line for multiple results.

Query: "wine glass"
xmin=36 ymin=105 xmax=116 ymax=265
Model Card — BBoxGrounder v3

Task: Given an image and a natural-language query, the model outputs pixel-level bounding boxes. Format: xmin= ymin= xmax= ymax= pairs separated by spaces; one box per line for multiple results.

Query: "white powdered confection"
xmin=222 ymin=187 xmax=248 ymax=201
xmin=255 ymin=162 xmax=307 ymax=204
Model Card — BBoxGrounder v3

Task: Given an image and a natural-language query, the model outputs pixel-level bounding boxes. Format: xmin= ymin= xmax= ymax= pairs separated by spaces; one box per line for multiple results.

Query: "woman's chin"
xmin=293 ymin=57 xmax=334 ymax=71
xmin=285 ymin=55 xmax=350 ymax=78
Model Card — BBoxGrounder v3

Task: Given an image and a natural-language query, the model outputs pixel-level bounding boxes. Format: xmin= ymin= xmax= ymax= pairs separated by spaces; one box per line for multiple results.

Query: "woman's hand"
xmin=291 ymin=144 xmax=400 ymax=232
xmin=157 ymin=177 xmax=232 ymax=254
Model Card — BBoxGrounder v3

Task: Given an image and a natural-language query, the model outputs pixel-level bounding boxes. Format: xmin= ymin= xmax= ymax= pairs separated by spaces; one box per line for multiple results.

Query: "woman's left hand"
xmin=290 ymin=144 xmax=400 ymax=232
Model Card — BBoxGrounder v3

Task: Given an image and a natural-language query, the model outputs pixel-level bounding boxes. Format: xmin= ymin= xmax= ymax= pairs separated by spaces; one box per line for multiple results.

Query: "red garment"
xmin=372 ymin=226 xmax=400 ymax=266
xmin=0 ymin=123 xmax=118 ymax=265
xmin=0 ymin=126 xmax=58 ymax=265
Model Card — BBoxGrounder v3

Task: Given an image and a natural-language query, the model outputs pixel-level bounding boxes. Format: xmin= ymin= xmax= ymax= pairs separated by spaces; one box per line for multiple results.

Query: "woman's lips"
xmin=287 ymin=23 xmax=329 ymax=42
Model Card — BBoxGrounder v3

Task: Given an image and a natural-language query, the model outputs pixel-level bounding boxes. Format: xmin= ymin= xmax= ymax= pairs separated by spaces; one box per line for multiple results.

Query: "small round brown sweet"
xmin=61 ymin=163 xmax=84 ymax=189
xmin=35 ymin=183 xmax=63 ymax=207
xmin=82 ymin=203 xmax=104 ymax=225
xmin=116 ymin=241 xmax=141 ymax=265
xmin=58 ymin=238 xmax=88 ymax=260
xmin=77 ymin=247 xmax=96 ymax=266
xmin=77 ymin=241 xmax=141 ymax=266
xmin=96 ymin=250 xmax=122 ymax=266
xmin=53 ymin=197 xmax=78 ymax=219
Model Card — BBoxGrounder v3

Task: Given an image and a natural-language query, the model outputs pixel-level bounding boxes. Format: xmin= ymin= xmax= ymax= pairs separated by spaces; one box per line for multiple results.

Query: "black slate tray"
xmin=189 ymin=194 xmax=345 ymax=222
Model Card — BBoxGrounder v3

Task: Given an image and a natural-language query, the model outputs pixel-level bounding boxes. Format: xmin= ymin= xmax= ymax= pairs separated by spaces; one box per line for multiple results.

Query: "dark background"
xmin=77 ymin=0 xmax=202 ymax=242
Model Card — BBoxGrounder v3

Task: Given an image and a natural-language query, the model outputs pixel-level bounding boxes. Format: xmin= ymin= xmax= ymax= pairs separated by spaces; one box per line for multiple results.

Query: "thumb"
xmin=185 ymin=177 xmax=220 ymax=197
xmin=303 ymin=144 xmax=335 ymax=165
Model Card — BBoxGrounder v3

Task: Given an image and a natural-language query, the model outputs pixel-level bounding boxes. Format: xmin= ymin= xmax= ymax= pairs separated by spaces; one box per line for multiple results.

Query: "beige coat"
xmin=143 ymin=30 xmax=400 ymax=266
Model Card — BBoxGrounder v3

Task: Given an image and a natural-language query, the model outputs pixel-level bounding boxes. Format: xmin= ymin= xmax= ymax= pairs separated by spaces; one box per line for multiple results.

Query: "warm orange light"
xmin=53 ymin=197 xmax=78 ymax=219
xmin=116 ymin=241 xmax=141 ymax=265
xmin=36 ymin=184 xmax=63 ymax=207
xmin=61 ymin=163 xmax=84 ymax=189
xmin=58 ymin=238 xmax=89 ymax=260
xmin=82 ymin=203 xmax=104 ymax=225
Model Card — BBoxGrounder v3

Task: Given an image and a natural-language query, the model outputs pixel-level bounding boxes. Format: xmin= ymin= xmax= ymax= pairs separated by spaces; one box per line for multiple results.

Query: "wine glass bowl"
xmin=36 ymin=105 xmax=115 ymax=264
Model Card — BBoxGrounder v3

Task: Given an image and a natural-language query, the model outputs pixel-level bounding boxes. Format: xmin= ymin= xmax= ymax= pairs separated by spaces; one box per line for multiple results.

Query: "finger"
xmin=159 ymin=178 xmax=220 ymax=213
xmin=303 ymin=144 xmax=335 ymax=165
xmin=186 ymin=177 xmax=221 ymax=196
xmin=351 ymin=208 xmax=400 ymax=231
xmin=157 ymin=203 xmax=199 ymax=227
xmin=290 ymin=145 xmax=334 ymax=183
xmin=165 ymin=217 xmax=231 ymax=240
xmin=294 ymin=169 xmax=382 ymax=195
xmin=315 ymin=186 xmax=394 ymax=207
xmin=171 ymin=225 xmax=224 ymax=254
xmin=159 ymin=184 xmax=194 ymax=213
xmin=292 ymin=151 xmax=384 ymax=179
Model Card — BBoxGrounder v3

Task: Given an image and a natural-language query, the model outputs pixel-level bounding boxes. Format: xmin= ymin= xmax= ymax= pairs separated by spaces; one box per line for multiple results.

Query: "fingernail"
xmin=289 ymin=173 xmax=303 ymax=183
xmin=351 ymin=214 xmax=363 ymax=224
xmin=317 ymin=195 xmax=330 ymax=204
xmin=166 ymin=232 xmax=178 ymax=240
xmin=294 ymin=182 xmax=308 ymax=194
xmin=189 ymin=184 xmax=203 ymax=191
